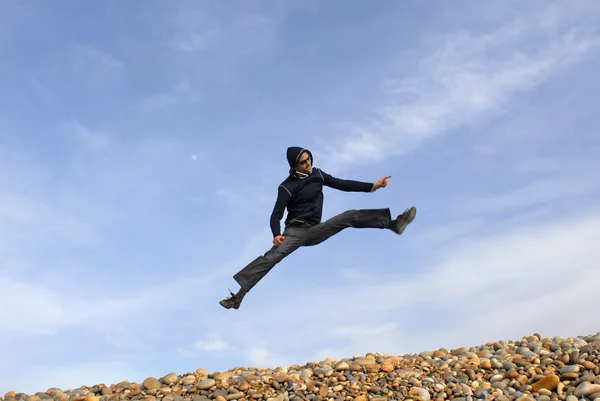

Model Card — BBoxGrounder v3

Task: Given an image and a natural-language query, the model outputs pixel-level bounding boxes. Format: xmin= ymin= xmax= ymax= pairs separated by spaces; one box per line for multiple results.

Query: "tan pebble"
xmin=451 ymin=347 xmax=468 ymax=356
xmin=219 ymin=372 xmax=236 ymax=381
xmin=557 ymin=382 xmax=565 ymax=395
xmin=490 ymin=374 xmax=504 ymax=383
xmin=143 ymin=376 xmax=162 ymax=391
xmin=53 ymin=394 xmax=68 ymax=401
xmin=335 ymin=362 xmax=349 ymax=371
xmin=352 ymin=358 xmax=377 ymax=366
xmin=532 ymin=374 xmax=560 ymax=391
xmin=5 ymin=393 xmax=16 ymax=399
xmin=319 ymin=386 xmax=329 ymax=397
xmin=198 ymin=379 xmax=216 ymax=390
xmin=584 ymin=361 xmax=597 ymax=370
xmin=353 ymin=396 xmax=366 ymax=401
xmin=85 ymin=397 xmax=99 ymax=401
xmin=216 ymin=396 xmax=227 ymax=401
xmin=575 ymin=382 xmax=600 ymax=397
xmin=196 ymin=368 xmax=209 ymax=376
xmin=162 ymin=373 xmax=178 ymax=385
xmin=506 ymin=369 xmax=519 ymax=379
xmin=27 ymin=397 xmax=41 ymax=401
xmin=562 ymin=372 xmax=579 ymax=380
xmin=274 ymin=373 xmax=288 ymax=383
xmin=538 ymin=388 xmax=552 ymax=396
xmin=383 ymin=357 xmax=400 ymax=372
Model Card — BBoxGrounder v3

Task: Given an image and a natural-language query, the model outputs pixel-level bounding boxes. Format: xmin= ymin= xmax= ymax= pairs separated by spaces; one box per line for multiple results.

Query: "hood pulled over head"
xmin=286 ymin=146 xmax=313 ymax=169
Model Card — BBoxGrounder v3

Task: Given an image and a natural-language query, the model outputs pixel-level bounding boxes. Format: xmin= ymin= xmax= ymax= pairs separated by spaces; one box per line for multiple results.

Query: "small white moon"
xmin=191 ymin=154 xmax=198 ymax=161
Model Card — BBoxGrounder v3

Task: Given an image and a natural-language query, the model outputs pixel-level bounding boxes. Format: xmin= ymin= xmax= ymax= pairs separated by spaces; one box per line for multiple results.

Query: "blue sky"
xmin=1 ymin=0 xmax=600 ymax=394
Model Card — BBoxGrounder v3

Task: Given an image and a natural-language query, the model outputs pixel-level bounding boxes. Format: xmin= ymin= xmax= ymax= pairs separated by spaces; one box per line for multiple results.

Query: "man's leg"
xmin=305 ymin=208 xmax=392 ymax=246
xmin=220 ymin=226 xmax=307 ymax=309
xmin=305 ymin=207 xmax=416 ymax=247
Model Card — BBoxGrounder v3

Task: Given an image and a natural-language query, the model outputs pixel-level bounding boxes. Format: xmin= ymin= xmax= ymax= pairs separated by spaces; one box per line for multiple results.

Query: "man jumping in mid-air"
xmin=219 ymin=146 xmax=416 ymax=309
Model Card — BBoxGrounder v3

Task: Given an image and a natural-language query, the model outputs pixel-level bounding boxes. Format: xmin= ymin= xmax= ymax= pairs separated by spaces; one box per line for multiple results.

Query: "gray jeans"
xmin=233 ymin=208 xmax=391 ymax=292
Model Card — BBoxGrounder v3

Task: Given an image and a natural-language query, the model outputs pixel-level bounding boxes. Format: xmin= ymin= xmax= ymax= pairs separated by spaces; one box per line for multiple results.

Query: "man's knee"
xmin=263 ymin=244 xmax=298 ymax=263
xmin=339 ymin=209 xmax=359 ymax=224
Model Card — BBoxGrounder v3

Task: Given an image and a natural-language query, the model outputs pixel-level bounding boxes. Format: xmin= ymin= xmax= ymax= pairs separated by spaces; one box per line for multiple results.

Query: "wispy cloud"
xmin=0 ymin=274 xmax=177 ymax=334
xmin=322 ymin=4 xmax=600 ymax=168
xmin=246 ymin=346 xmax=287 ymax=368
xmin=70 ymin=44 xmax=123 ymax=70
xmin=194 ymin=333 xmax=230 ymax=351
xmin=168 ymin=2 xmax=282 ymax=57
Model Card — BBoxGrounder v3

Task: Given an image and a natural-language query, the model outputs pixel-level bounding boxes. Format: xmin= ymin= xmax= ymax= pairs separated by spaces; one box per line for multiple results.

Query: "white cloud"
xmin=0 ymin=275 xmax=176 ymax=334
xmin=323 ymin=4 xmax=600 ymax=169
xmin=194 ymin=333 xmax=230 ymax=351
xmin=167 ymin=1 xmax=283 ymax=58
xmin=463 ymin=174 xmax=600 ymax=217
xmin=71 ymin=44 xmax=123 ymax=70
xmin=66 ymin=120 xmax=112 ymax=153
xmin=246 ymin=346 xmax=285 ymax=368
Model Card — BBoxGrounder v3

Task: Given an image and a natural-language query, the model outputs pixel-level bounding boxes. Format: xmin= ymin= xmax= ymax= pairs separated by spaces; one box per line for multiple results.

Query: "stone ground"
xmin=3 ymin=333 xmax=600 ymax=401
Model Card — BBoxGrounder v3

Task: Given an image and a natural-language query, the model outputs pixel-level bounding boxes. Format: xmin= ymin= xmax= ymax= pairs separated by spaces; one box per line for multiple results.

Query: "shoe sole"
xmin=395 ymin=206 xmax=417 ymax=235
xmin=219 ymin=300 xmax=241 ymax=310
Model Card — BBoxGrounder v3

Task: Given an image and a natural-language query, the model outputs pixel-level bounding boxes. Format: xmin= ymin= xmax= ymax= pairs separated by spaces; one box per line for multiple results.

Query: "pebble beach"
xmin=4 ymin=333 xmax=600 ymax=401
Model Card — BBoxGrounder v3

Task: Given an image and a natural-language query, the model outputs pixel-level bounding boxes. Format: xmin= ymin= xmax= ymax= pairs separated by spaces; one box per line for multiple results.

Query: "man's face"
xmin=296 ymin=152 xmax=312 ymax=174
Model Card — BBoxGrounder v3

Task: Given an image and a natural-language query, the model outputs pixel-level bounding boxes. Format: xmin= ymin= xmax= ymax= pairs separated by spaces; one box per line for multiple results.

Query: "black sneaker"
xmin=219 ymin=290 xmax=243 ymax=310
xmin=390 ymin=206 xmax=417 ymax=235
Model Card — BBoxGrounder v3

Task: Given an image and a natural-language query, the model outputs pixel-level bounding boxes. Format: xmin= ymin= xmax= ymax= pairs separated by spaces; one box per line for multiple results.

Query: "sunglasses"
xmin=298 ymin=157 xmax=311 ymax=166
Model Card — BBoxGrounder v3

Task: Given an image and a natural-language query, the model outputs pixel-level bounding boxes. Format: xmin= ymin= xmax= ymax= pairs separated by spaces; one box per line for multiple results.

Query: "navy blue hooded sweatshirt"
xmin=269 ymin=146 xmax=375 ymax=237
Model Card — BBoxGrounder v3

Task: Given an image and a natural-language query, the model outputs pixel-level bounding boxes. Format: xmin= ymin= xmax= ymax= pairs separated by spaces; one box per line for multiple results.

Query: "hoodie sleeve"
xmin=318 ymin=168 xmax=374 ymax=192
xmin=270 ymin=185 xmax=291 ymax=237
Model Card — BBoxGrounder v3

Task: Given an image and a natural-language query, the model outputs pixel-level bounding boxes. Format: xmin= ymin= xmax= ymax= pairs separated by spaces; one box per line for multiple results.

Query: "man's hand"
xmin=372 ymin=175 xmax=392 ymax=191
xmin=273 ymin=235 xmax=285 ymax=245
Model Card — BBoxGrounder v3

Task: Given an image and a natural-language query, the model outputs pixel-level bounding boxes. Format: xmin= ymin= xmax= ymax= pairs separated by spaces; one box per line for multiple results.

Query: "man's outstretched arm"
xmin=269 ymin=185 xmax=291 ymax=237
xmin=318 ymin=168 xmax=391 ymax=192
